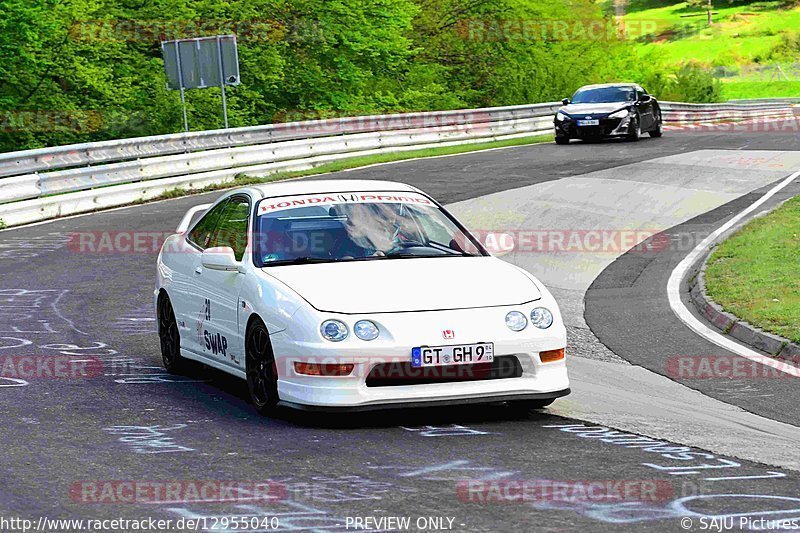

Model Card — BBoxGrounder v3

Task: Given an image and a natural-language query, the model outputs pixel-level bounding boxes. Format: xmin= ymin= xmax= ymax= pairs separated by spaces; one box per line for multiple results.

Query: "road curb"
xmin=688 ymin=243 xmax=800 ymax=363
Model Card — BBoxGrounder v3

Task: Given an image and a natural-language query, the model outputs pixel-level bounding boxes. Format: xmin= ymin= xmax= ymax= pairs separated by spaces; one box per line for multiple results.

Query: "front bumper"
xmin=271 ymin=293 xmax=570 ymax=409
xmin=279 ymin=388 xmax=571 ymax=412
xmin=270 ymin=332 xmax=569 ymax=409
xmin=555 ymin=115 xmax=631 ymax=138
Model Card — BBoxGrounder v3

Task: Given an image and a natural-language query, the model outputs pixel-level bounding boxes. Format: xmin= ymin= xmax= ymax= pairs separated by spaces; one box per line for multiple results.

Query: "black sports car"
xmin=553 ymin=83 xmax=663 ymax=144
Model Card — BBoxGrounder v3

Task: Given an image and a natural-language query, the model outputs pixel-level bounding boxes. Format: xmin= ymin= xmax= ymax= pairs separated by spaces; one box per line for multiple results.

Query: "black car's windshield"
xmin=253 ymin=191 xmax=486 ymax=267
xmin=571 ymin=87 xmax=636 ymax=104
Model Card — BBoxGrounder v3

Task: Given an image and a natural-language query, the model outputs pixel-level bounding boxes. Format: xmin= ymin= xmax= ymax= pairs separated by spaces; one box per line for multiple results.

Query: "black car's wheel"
xmin=627 ymin=115 xmax=640 ymax=142
xmin=649 ymin=112 xmax=663 ymax=138
xmin=157 ymin=292 xmax=184 ymax=374
xmin=508 ymin=398 xmax=555 ymax=414
xmin=246 ymin=320 xmax=280 ymax=415
xmin=555 ymin=135 xmax=570 ymax=145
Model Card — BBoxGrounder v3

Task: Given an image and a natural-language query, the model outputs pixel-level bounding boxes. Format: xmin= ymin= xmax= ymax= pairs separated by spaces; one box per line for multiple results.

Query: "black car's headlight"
xmin=609 ymin=109 xmax=630 ymax=119
xmin=556 ymin=112 xmax=568 ymax=122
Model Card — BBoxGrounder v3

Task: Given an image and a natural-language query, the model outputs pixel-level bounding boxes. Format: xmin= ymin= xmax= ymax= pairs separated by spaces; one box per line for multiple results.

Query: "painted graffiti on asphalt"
xmin=538 ymin=423 xmax=796 ymax=525
xmin=103 ymin=424 xmax=196 ymax=454
xmin=0 ymin=233 xmax=71 ymax=260
xmin=400 ymin=425 xmax=496 ymax=437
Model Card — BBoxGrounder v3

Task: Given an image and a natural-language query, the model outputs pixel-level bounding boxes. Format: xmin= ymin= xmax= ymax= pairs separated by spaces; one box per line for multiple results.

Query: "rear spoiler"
xmin=176 ymin=203 xmax=213 ymax=233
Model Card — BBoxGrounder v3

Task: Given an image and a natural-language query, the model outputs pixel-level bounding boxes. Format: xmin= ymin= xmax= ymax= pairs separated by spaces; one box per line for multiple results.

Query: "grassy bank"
xmin=721 ymin=80 xmax=800 ymax=100
xmin=611 ymin=0 xmax=800 ymax=66
xmin=705 ymin=195 xmax=800 ymax=344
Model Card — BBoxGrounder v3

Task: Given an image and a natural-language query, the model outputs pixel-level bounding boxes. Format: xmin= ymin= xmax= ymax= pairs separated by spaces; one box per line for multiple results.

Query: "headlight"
xmin=354 ymin=320 xmax=379 ymax=341
xmin=505 ymin=311 xmax=528 ymax=332
xmin=320 ymin=320 xmax=348 ymax=342
xmin=530 ymin=307 xmax=554 ymax=329
xmin=556 ymin=112 xmax=568 ymax=122
xmin=609 ymin=109 xmax=629 ymax=119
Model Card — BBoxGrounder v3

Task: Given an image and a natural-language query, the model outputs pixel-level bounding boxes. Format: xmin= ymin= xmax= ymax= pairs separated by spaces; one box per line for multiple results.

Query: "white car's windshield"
xmin=571 ymin=87 xmax=636 ymax=104
xmin=253 ymin=191 xmax=486 ymax=266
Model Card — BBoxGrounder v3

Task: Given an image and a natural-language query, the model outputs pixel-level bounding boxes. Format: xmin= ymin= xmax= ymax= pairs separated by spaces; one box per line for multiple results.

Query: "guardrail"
xmin=0 ymin=99 xmax=796 ymax=228
xmin=0 ymin=104 xmax=561 ymax=178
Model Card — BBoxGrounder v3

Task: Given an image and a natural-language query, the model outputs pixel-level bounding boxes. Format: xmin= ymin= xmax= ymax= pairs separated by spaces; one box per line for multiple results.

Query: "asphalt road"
xmin=586 ymin=179 xmax=800 ymax=427
xmin=1 ymin=122 xmax=800 ymax=532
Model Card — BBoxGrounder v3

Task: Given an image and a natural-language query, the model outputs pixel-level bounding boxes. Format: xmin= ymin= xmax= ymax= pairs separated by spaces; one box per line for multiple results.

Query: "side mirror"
xmin=202 ymin=246 xmax=240 ymax=272
xmin=561 ymin=98 xmax=570 ymax=106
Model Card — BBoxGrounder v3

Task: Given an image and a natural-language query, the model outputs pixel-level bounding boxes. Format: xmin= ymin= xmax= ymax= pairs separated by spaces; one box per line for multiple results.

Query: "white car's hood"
xmin=263 ymin=257 xmax=541 ymax=314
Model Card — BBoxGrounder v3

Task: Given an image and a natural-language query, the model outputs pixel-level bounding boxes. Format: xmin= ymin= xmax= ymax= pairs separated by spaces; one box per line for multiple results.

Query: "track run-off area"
xmin=1 ymin=121 xmax=800 ymax=532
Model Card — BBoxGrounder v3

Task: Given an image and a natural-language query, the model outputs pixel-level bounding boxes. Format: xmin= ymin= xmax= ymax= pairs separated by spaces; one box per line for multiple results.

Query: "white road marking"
xmin=666 ymin=168 xmax=800 ymax=378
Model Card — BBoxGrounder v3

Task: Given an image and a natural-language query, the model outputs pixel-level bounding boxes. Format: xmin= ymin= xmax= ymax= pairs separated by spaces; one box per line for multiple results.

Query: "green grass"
xmin=705 ymin=195 xmax=800 ymax=344
xmin=140 ymin=134 xmax=554 ymax=203
xmin=721 ymin=80 xmax=800 ymax=99
xmin=607 ymin=0 xmax=800 ymax=67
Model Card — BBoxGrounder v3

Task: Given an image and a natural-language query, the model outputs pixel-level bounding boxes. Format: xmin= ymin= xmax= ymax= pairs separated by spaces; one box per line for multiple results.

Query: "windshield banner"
xmin=258 ymin=191 xmax=433 ymax=214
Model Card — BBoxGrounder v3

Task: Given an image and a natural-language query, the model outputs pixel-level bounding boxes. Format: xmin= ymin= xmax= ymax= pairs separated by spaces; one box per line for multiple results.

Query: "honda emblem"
xmin=442 ymin=329 xmax=455 ymax=339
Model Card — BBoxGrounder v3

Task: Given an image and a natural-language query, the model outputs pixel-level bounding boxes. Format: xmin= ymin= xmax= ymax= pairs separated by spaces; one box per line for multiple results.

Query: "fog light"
xmin=294 ymin=362 xmax=355 ymax=376
xmin=540 ymin=348 xmax=565 ymax=363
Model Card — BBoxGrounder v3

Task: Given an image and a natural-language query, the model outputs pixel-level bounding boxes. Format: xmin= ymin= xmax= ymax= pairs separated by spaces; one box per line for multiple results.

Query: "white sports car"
xmin=155 ymin=179 xmax=569 ymax=414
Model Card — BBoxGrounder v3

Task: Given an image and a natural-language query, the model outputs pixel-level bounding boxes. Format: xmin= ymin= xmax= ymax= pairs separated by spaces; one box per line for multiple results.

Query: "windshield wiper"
xmin=262 ymin=256 xmax=337 ymax=267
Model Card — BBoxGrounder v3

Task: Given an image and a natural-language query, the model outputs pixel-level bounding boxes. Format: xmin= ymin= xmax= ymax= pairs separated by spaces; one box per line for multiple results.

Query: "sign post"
xmin=161 ymin=35 xmax=240 ymax=131
xmin=215 ymin=36 xmax=229 ymax=128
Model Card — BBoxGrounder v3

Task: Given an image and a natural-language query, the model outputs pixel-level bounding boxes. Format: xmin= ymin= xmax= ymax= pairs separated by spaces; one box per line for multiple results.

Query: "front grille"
xmin=568 ymin=118 xmax=622 ymax=138
xmin=365 ymin=355 xmax=523 ymax=387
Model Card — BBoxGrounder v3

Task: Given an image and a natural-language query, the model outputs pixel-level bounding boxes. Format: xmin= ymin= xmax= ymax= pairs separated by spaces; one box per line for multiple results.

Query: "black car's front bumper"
xmin=555 ymin=115 xmax=632 ymax=139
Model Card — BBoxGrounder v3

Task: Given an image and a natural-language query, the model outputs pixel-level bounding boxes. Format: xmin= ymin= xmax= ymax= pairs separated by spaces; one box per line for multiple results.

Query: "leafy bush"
xmin=758 ymin=32 xmax=800 ymax=62
xmin=0 ymin=0 xmax=721 ymax=152
xmin=660 ymin=63 xmax=724 ymax=102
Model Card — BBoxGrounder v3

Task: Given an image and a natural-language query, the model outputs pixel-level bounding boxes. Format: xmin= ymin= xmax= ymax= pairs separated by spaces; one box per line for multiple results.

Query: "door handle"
xmin=194 ymin=267 xmax=202 ymax=275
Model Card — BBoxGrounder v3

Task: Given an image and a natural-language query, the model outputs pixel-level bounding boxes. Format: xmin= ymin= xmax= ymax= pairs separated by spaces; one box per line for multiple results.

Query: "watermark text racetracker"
xmin=0 ymin=110 xmax=104 ymax=133
xmin=666 ymin=356 xmax=800 ymax=380
xmin=0 ymin=357 xmax=227 ymax=381
xmin=456 ymin=18 xmax=667 ymax=42
xmin=67 ymin=228 xmax=696 ymax=255
xmin=0 ymin=355 xmax=103 ymax=380
xmin=70 ymin=480 xmax=286 ymax=504
xmin=666 ymin=108 xmax=800 ymax=134
xmin=271 ymin=109 xmax=495 ymax=135
xmin=69 ymin=19 xmax=303 ymax=43
xmin=457 ymin=479 xmax=674 ymax=504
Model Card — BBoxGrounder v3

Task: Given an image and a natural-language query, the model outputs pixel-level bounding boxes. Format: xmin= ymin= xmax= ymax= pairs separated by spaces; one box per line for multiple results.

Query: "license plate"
xmin=578 ymin=119 xmax=600 ymax=126
xmin=411 ymin=343 xmax=494 ymax=368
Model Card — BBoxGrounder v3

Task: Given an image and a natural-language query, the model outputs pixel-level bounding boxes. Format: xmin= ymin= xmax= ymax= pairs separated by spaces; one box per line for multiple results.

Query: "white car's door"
xmin=173 ymin=199 xmax=229 ymax=356
xmin=190 ymin=194 xmax=251 ymax=369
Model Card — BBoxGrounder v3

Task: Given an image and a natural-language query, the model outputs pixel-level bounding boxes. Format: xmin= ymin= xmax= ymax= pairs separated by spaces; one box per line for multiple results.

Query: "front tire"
xmin=246 ymin=320 xmax=280 ymax=416
xmin=627 ymin=115 xmax=640 ymax=142
xmin=157 ymin=293 xmax=184 ymax=374
xmin=649 ymin=112 xmax=663 ymax=138
xmin=555 ymin=135 xmax=570 ymax=145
